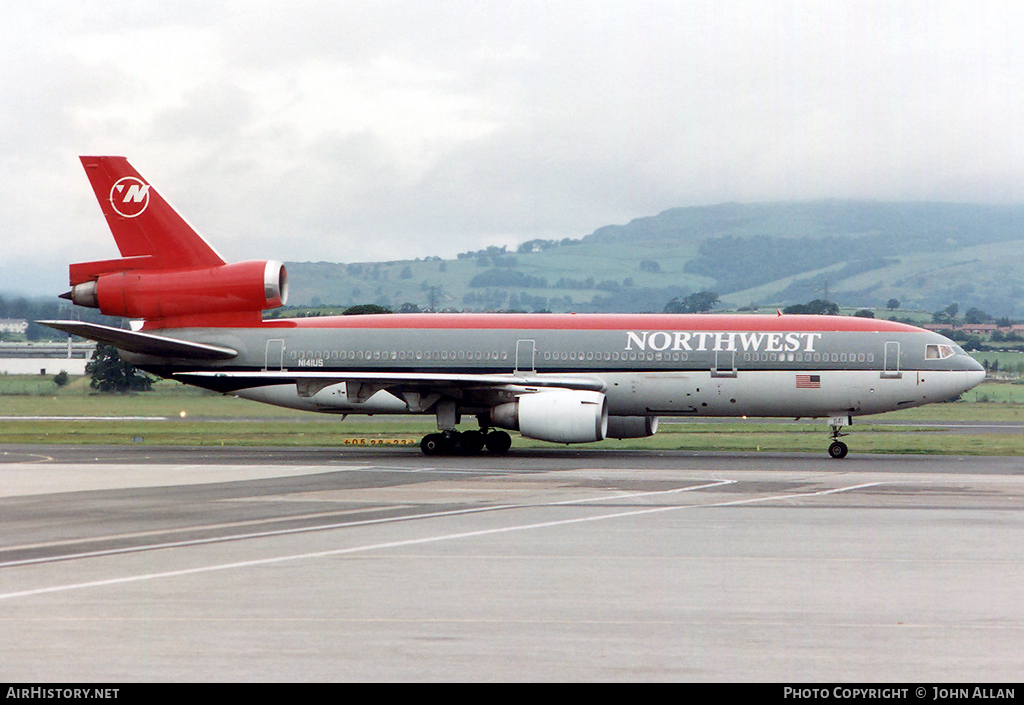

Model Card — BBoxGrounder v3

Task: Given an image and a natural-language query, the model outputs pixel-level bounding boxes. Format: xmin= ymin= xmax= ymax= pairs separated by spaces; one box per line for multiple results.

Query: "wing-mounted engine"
xmin=489 ymin=390 xmax=608 ymax=444
xmin=63 ymin=259 xmax=288 ymax=323
xmin=606 ymin=415 xmax=659 ymax=439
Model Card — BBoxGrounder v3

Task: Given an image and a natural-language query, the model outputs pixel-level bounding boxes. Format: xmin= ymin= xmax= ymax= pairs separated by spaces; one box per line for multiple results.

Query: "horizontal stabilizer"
xmin=37 ymin=321 xmax=238 ymax=360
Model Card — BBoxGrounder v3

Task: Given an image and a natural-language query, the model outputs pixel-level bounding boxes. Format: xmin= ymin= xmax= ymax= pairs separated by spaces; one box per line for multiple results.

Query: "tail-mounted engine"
xmin=64 ymin=157 xmax=289 ymax=328
xmin=63 ymin=260 xmax=288 ymax=324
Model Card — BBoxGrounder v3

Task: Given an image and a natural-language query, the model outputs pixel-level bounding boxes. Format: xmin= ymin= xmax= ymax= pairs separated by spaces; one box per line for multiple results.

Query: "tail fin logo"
xmin=109 ymin=176 xmax=151 ymax=218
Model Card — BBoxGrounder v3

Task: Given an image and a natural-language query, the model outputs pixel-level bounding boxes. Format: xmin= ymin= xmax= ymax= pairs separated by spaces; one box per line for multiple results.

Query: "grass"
xmin=971 ymin=350 xmax=1024 ymax=377
xmin=1 ymin=375 xmax=1022 ymax=455
xmin=284 ymin=240 xmax=717 ymax=312
xmin=529 ymin=429 xmax=1021 ymax=456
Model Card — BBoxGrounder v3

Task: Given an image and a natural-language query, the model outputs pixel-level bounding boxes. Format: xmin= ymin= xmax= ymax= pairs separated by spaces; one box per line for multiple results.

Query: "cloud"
xmin=4 ymin=1 xmax=1024 ymax=295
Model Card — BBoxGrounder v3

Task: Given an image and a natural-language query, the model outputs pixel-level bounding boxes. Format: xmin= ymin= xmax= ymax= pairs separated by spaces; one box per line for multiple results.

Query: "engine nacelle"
xmin=489 ymin=390 xmax=608 ymax=444
xmin=606 ymin=415 xmax=659 ymax=439
xmin=66 ymin=260 xmax=288 ymax=320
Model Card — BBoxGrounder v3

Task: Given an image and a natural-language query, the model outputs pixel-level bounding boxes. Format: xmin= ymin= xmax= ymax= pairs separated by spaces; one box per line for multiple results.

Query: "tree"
xmin=783 ymin=299 xmax=840 ymax=315
xmin=518 ymin=238 xmax=557 ymax=254
xmin=932 ymin=303 xmax=960 ymax=324
xmin=964 ymin=307 xmax=991 ymax=324
xmin=343 ymin=304 xmax=392 ymax=315
xmin=664 ymin=291 xmax=720 ymax=314
xmin=961 ymin=336 xmax=983 ymax=351
xmin=86 ymin=344 xmax=153 ymax=393
xmin=469 ymin=270 xmax=547 ymax=288
xmin=854 ymin=309 xmax=875 ymax=318
xmin=886 ymin=298 xmax=900 ymax=311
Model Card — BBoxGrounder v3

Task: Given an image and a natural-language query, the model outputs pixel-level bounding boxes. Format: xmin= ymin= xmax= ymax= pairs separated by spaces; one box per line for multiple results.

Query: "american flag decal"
xmin=796 ymin=375 xmax=821 ymax=389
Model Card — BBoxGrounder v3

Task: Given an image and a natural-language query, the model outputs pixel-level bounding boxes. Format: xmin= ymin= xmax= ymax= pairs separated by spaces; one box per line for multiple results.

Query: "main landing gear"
xmin=828 ymin=416 xmax=851 ymax=459
xmin=420 ymin=429 xmax=512 ymax=456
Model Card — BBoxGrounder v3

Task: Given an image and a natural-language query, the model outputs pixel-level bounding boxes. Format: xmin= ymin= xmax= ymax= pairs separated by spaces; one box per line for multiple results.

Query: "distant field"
xmin=0 ymin=375 xmax=311 ymax=418
xmin=971 ymin=350 xmax=1024 ymax=378
xmin=274 ymin=202 xmax=1024 ymax=317
xmin=1 ymin=374 xmax=1022 ymax=455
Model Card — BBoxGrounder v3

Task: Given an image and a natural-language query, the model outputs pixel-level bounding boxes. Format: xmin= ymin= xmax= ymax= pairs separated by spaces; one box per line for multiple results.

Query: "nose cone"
xmin=965 ymin=368 xmax=986 ymax=391
xmin=957 ymin=353 xmax=986 ymax=395
xmin=966 ymin=355 xmax=986 ymax=374
xmin=962 ymin=355 xmax=986 ymax=391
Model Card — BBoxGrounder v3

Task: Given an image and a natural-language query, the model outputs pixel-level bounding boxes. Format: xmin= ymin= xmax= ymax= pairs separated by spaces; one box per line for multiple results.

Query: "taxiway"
xmin=1 ymin=445 xmax=1023 ymax=681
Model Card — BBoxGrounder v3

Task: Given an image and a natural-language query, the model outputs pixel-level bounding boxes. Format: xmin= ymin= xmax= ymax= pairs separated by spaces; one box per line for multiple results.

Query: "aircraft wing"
xmin=174 ymin=370 xmax=606 ymax=398
xmin=37 ymin=321 xmax=238 ymax=360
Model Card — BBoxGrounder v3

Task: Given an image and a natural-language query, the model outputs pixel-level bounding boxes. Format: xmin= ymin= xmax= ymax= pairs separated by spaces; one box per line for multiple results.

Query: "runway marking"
xmin=0 ymin=480 xmax=876 ymax=601
xmin=875 ymin=422 xmax=1024 ymax=429
xmin=0 ymin=505 xmax=417 ymax=554
xmin=0 ymin=451 xmax=54 ymax=464
xmin=3 ymin=615 xmax=1022 ymax=630
xmin=0 ymin=416 xmax=171 ymax=421
xmin=0 ymin=480 xmax=732 ymax=568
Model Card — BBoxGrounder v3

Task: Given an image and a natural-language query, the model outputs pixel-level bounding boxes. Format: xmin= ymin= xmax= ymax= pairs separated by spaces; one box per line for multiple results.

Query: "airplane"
xmin=42 ymin=156 xmax=986 ymax=459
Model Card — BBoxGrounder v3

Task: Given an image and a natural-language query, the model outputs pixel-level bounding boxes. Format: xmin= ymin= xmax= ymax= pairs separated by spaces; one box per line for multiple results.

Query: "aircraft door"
xmin=265 ymin=339 xmax=285 ymax=371
xmin=712 ymin=349 xmax=737 ymax=377
xmin=882 ymin=341 xmax=901 ymax=378
xmin=515 ymin=339 xmax=536 ymax=374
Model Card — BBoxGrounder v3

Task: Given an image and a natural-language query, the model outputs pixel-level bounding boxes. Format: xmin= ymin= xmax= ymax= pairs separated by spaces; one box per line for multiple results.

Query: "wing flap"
xmin=37 ymin=321 xmax=238 ymax=360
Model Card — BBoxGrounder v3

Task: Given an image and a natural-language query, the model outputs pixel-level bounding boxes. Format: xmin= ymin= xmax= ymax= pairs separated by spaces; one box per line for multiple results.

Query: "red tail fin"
xmin=65 ymin=157 xmax=287 ymax=328
xmin=73 ymin=156 xmax=225 ymax=284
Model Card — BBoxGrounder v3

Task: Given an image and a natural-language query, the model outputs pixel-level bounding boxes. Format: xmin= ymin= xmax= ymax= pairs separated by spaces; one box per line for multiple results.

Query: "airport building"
xmin=0 ymin=319 xmax=30 ymax=336
xmin=0 ymin=339 xmax=96 ymax=375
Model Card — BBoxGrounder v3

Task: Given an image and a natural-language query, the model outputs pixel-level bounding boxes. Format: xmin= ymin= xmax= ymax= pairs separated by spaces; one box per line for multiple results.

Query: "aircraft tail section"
xmin=65 ymin=157 xmax=287 ymax=329
xmin=74 ymin=156 xmax=225 ymax=283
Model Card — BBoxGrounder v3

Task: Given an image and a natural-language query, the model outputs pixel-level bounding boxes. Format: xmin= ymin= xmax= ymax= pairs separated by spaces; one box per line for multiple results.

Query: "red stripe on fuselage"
xmin=272 ymin=313 xmax=922 ymax=333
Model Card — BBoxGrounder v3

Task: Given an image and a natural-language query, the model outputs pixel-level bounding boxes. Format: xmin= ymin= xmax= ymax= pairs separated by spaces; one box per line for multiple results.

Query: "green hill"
xmin=285 ymin=201 xmax=1024 ymax=317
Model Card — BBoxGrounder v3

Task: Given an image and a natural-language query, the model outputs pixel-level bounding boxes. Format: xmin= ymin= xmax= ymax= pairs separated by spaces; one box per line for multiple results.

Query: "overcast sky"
xmin=4 ymin=1 xmax=1024 ymax=296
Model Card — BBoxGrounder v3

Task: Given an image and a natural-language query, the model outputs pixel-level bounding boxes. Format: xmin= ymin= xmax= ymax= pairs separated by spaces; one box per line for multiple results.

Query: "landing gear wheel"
xmin=485 ymin=430 xmax=512 ymax=455
xmin=443 ymin=431 xmax=462 ymax=454
xmin=462 ymin=430 xmax=486 ymax=454
xmin=828 ymin=441 xmax=849 ymax=459
xmin=421 ymin=433 xmax=445 ymax=456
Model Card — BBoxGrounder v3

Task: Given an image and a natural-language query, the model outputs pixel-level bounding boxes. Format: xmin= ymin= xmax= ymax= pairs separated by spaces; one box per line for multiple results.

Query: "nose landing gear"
xmin=828 ymin=415 xmax=851 ymax=459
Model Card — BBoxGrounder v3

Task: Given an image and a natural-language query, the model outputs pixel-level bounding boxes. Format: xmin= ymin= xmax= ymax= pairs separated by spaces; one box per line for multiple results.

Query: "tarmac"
xmin=1 ymin=445 xmax=1023 ymax=681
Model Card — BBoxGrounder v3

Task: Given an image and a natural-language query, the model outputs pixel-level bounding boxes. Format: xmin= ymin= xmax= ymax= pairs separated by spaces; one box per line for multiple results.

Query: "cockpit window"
xmin=925 ymin=344 xmax=955 ymax=360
